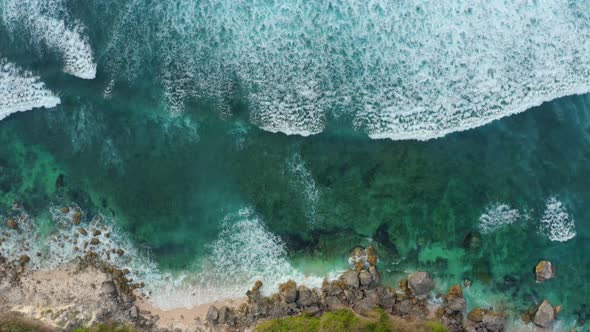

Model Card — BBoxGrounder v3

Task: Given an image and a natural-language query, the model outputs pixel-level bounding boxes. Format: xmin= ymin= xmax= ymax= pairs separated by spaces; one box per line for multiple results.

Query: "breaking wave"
xmin=99 ymin=0 xmax=590 ymax=139
xmin=0 ymin=59 xmax=60 ymax=120
xmin=0 ymin=205 xmax=336 ymax=310
xmin=477 ymin=203 xmax=522 ymax=234
xmin=0 ymin=0 xmax=96 ymax=79
xmin=539 ymin=197 xmax=576 ymax=242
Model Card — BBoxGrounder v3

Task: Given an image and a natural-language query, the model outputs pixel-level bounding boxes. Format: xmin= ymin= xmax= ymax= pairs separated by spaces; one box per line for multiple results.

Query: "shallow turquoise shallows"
xmin=0 ymin=0 xmax=589 ymax=327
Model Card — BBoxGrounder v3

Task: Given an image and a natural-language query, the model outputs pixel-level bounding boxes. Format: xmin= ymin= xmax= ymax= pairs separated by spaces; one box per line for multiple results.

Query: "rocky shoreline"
xmin=0 ymin=241 xmax=572 ymax=332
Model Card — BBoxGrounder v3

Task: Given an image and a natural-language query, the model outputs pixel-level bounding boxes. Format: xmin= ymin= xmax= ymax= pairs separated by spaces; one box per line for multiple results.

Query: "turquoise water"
xmin=1 ymin=0 xmax=589 ymax=329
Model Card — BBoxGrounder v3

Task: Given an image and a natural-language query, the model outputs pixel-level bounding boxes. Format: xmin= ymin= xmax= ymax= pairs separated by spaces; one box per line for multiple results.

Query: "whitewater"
xmin=1 ymin=1 xmax=590 ymax=140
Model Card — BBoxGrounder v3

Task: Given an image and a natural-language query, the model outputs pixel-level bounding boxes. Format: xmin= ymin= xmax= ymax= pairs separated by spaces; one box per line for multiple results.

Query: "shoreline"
xmin=0 ymin=246 xmax=578 ymax=332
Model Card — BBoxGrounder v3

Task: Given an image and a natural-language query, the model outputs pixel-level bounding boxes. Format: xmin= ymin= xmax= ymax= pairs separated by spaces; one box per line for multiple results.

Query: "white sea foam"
xmin=1 ymin=0 xmax=96 ymax=79
xmin=478 ymin=203 xmax=522 ymax=234
xmin=0 ymin=59 xmax=61 ymax=121
xmin=287 ymin=153 xmax=320 ymax=225
xmin=100 ymin=0 xmax=590 ymax=139
xmin=0 ymin=205 xmax=337 ymax=310
xmin=539 ymin=197 xmax=576 ymax=242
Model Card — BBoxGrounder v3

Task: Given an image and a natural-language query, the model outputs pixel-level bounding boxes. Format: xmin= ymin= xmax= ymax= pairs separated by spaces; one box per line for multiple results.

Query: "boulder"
xmin=90 ymin=238 xmax=100 ymax=245
xmin=206 ymin=305 xmax=219 ymax=323
xmin=279 ymin=280 xmax=298 ymax=303
xmin=296 ymin=285 xmax=318 ymax=307
xmin=18 ymin=255 xmax=30 ymax=266
xmin=348 ymin=246 xmax=369 ymax=271
xmin=533 ymin=300 xmax=555 ymax=328
xmin=218 ymin=306 xmax=230 ymax=324
xmin=535 ymin=261 xmax=555 ymax=283
xmin=129 ymin=306 xmax=138 ymax=319
xmin=376 ymin=287 xmax=396 ymax=311
xmin=72 ymin=211 xmax=82 ymax=225
xmin=322 ymin=296 xmax=344 ymax=309
xmin=482 ymin=312 xmax=507 ymax=332
xmin=116 ymin=249 xmax=125 ymax=256
xmin=6 ymin=219 xmax=17 ymax=230
xmin=353 ymin=297 xmax=376 ymax=316
xmin=340 ymin=270 xmax=360 ymax=288
xmin=359 ymin=270 xmax=372 ymax=287
xmin=408 ymin=271 xmax=435 ymax=299
xmin=368 ymin=266 xmax=381 ymax=285
xmin=444 ymin=285 xmax=466 ymax=312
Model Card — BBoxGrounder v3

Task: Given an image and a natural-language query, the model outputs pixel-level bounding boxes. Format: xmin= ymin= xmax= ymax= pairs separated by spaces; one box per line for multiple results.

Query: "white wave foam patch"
xmin=101 ymin=0 xmax=590 ymax=139
xmin=145 ymin=208 xmax=335 ymax=309
xmin=0 ymin=59 xmax=60 ymax=120
xmin=539 ymin=197 xmax=576 ymax=242
xmin=287 ymin=153 xmax=320 ymax=225
xmin=1 ymin=0 xmax=96 ymax=79
xmin=478 ymin=203 xmax=522 ymax=234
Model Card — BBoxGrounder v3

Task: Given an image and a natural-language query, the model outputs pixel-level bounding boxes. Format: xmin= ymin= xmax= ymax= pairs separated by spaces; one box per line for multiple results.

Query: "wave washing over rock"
xmin=0 ymin=0 xmax=96 ymax=79
xmin=98 ymin=0 xmax=590 ymax=139
xmin=0 ymin=59 xmax=60 ymax=120
xmin=0 ymin=205 xmax=334 ymax=310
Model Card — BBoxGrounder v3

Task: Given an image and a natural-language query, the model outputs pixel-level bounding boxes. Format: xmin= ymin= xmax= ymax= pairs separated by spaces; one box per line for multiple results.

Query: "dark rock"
xmin=116 ymin=249 xmax=125 ymax=256
xmin=324 ymin=283 xmax=343 ymax=297
xmin=79 ymin=228 xmax=88 ymax=236
xmin=218 ymin=306 xmax=230 ymax=324
xmin=463 ymin=231 xmax=481 ymax=249
xmin=359 ymin=270 xmax=372 ymax=287
xmin=376 ymin=287 xmax=396 ymax=311
xmin=444 ymin=285 xmax=466 ymax=312
xmin=322 ymin=295 xmax=344 ymax=309
xmin=6 ymin=219 xmax=17 ymax=230
xmin=408 ymin=271 xmax=435 ymax=299
xmin=92 ymin=229 xmax=102 ymax=236
xmin=90 ymin=238 xmax=100 ymax=245
xmin=534 ymin=300 xmax=555 ymax=328
xmin=206 ymin=305 xmax=219 ymax=323
xmin=18 ymin=255 xmax=30 ymax=266
xmin=353 ymin=297 xmax=376 ymax=316
xmin=72 ymin=211 xmax=82 ymax=225
xmin=340 ymin=270 xmax=360 ymax=288
xmin=279 ymin=280 xmax=298 ymax=303
xmin=535 ymin=261 xmax=555 ymax=283
xmin=296 ymin=285 xmax=318 ymax=307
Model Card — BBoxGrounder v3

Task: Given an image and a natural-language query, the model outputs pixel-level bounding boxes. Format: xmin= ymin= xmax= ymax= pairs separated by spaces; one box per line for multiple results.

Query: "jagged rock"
xmin=481 ymin=312 xmax=507 ymax=332
xmin=90 ymin=238 xmax=100 ymax=245
xmin=101 ymin=280 xmax=118 ymax=297
xmin=324 ymin=282 xmax=343 ymax=297
xmin=296 ymin=285 xmax=317 ymax=307
xmin=444 ymin=285 xmax=466 ymax=312
xmin=18 ymin=255 xmax=30 ymax=266
xmin=408 ymin=271 xmax=435 ymax=299
xmin=533 ymin=300 xmax=555 ymax=328
xmin=353 ymin=297 xmax=376 ymax=316
xmin=359 ymin=270 xmax=372 ymax=287
xmin=73 ymin=211 xmax=82 ymax=225
xmin=535 ymin=261 xmax=555 ymax=283
xmin=366 ymin=246 xmax=378 ymax=267
xmin=340 ymin=270 xmax=360 ymax=288
xmin=322 ymin=295 xmax=344 ymax=309
xmin=279 ymin=280 xmax=298 ymax=303
xmin=6 ymin=219 xmax=17 ymax=230
xmin=467 ymin=308 xmax=506 ymax=332
xmin=343 ymin=289 xmax=355 ymax=303
xmin=206 ymin=306 xmax=219 ymax=323
xmin=368 ymin=266 xmax=381 ymax=286
xmin=349 ymin=246 xmax=368 ymax=271
xmin=129 ymin=306 xmax=138 ymax=319
xmin=218 ymin=306 xmax=230 ymax=324
xmin=376 ymin=287 xmax=396 ymax=311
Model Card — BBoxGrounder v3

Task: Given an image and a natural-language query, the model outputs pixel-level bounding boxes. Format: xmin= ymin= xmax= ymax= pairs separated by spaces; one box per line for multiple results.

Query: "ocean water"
xmin=1 ymin=0 xmax=590 ymax=329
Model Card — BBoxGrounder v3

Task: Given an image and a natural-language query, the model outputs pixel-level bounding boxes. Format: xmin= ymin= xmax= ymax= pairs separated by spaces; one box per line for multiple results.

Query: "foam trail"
xmin=0 ymin=0 xmax=96 ymax=79
xmin=99 ymin=0 xmax=590 ymax=139
xmin=0 ymin=59 xmax=61 ymax=121
xmin=287 ymin=153 xmax=320 ymax=224
xmin=539 ymin=197 xmax=576 ymax=242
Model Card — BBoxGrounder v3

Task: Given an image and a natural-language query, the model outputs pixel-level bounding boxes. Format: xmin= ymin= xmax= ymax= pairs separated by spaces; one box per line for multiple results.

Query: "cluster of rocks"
xmin=518 ymin=260 xmax=560 ymax=329
xmin=206 ymin=246 xmax=507 ymax=332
